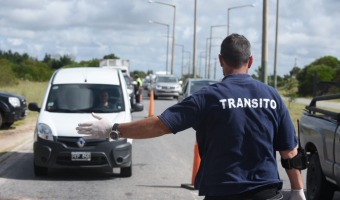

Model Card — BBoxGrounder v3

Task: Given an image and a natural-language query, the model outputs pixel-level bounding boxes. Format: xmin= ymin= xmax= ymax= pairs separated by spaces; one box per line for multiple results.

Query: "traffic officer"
xmin=77 ymin=33 xmax=306 ymax=200
xmin=134 ymin=74 xmax=143 ymax=103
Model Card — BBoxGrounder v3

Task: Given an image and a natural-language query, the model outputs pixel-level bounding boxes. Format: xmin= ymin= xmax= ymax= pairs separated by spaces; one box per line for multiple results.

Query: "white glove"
xmin=76 ymin=113 xmax=112 ymax=138
xmin=288 ymin=189 xmax=306 ymax=200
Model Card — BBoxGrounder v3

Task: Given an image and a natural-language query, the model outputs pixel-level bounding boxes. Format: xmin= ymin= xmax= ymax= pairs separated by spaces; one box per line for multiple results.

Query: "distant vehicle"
xmin=143 ymin=77 xmax=152 ymax=90
xmin=148 ymin=74 xmax=182 ymax=99
xmin=0 ymin=91 xmax=27 ymax=128
xmin=28 ymin=67 xmax=143 ymax=177
xmin=99 ymin=59 xmax=130 ymax=75
xmin=99 ymin=59 xmax=135 ymax=106
xmin=178 ymin=79 xmax=218 ymax=102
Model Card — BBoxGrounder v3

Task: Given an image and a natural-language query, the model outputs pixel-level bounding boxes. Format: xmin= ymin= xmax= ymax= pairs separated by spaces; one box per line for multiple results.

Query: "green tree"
xmin=103 ymin=54 xmax=119 ymax=59
xmin=12 ymin=58 xmax=52 ymax=81
xmin=289 ymin=66 xmax=301 ymax=77
xmin=0 ymin=58 xmax=17 ymax=86
xmin=43 ymin=54 xmax=74 ymax=69
xmin=297 ymin=56 xmax=340 ymax=96
xmin=131 ymin=70 xmax=146 ymax=78
xmin=283 ymin=77 xmax=298 ymax=108
xmin=78 ymin=59 xmax=100 ymax=67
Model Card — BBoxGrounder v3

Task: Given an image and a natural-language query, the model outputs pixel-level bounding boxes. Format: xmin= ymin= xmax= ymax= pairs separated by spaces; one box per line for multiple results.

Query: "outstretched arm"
xmin=76 ymin=113 xmax=172 ymax=139
xmin=119 ymin=116 xmax=172 ymax=139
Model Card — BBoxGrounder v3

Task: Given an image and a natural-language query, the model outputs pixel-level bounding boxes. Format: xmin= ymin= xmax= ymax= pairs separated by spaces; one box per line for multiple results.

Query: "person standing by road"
xmin=77 ymin=33 xmax=306 ymax=200
xmin=134 ymin=74 xmax=143 ymax=103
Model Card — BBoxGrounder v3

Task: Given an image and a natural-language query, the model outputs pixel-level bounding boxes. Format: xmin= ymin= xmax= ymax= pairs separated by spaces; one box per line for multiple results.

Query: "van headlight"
xmin=9 ymin=97 xmax=21 ymax=107
xmin=37 ymin=123 xmax=54 ymax=141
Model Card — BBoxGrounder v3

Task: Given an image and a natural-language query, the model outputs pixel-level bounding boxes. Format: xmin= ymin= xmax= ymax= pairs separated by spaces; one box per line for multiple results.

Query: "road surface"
xmin=1 ymin=94 xmax=339 ymax=199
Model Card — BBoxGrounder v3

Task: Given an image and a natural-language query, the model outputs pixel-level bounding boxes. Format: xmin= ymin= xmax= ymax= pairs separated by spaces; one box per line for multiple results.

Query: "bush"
xmin=0 ymin=59 xmax=18 ymax=86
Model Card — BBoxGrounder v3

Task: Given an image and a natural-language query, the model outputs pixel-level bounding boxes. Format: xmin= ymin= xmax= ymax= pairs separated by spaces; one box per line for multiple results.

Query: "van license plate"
xmin=71 ymin=152 xmax=91 ymax=161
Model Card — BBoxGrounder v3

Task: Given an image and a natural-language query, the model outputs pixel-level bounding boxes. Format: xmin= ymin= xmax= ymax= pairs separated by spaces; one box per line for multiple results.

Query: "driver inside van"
xmin=96 ymin=90 xmax=113 ymax=109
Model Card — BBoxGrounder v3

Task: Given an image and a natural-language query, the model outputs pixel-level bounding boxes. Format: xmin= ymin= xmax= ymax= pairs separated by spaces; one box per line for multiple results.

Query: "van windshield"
xmin=45 ymin=84 xmax=125 ymax=113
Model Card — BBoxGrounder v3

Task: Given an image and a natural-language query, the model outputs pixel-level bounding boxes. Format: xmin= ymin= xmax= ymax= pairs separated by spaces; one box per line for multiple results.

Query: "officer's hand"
xmin=76 ymin=113 xmax=111 ymax=138
xmin=288 ymin=189 xmax=306 ymax=200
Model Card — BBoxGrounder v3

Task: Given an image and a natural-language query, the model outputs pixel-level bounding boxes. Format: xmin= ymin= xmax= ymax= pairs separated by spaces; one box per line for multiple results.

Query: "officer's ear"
xmin=247 ymin=56 xmax=253 ymax=68
xmin=219 ymin=54 xmax=224 ymax=67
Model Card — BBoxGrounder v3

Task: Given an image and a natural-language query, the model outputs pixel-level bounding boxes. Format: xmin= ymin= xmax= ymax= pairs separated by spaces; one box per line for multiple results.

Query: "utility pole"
xmin=261 ymin=0 xmax=268 ymax=84
xmin=192 ymin=0 xmax=197 ymax=78
xmin=273 ymin=0 xmax=279 ymax=89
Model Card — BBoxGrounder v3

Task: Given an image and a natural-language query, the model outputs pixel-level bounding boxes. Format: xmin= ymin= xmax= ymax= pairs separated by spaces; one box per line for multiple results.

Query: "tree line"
xmin=0 ymin=49 xmax=339 ymax=96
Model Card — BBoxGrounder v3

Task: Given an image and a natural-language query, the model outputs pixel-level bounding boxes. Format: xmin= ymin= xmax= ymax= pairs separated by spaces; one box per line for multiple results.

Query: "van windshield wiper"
xmin=48 ymin=108 xmax=92 ymax=113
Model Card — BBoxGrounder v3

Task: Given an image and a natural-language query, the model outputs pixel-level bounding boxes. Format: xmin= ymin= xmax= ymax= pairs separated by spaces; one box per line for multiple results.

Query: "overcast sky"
xmin=0 ymin=0 xmax=339 ymax=80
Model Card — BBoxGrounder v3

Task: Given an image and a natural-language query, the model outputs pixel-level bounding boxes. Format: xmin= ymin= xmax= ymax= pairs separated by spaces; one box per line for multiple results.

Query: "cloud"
xmin=0 ymin=0 xmax=339 ymax=78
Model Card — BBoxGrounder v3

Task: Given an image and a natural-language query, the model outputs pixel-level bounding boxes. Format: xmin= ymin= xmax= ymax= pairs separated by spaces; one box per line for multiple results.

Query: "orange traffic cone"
xmin=191 ymin=142 xmax=201 ymax=185
xmin=181 ymin=140 xmax=201 ymax=190
xmin=148 ymin=89 xmax=154 ymax=117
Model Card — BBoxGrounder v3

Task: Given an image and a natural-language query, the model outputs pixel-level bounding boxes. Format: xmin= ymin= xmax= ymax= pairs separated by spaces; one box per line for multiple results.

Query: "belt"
xmin=204 ymin=185 xmax=283 ymax=200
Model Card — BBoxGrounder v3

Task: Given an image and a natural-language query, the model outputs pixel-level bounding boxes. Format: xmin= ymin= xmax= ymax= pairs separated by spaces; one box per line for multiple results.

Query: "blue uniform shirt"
xmin=158 ymin=74 xmax=297 ymax=196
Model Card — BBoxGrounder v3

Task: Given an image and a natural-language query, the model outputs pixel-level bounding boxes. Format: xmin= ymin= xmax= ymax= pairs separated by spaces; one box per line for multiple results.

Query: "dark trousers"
xmin=135 ymin=92 xmax=141 ymax=103
xmin=204 ymin=185 xmax=283 ymax=200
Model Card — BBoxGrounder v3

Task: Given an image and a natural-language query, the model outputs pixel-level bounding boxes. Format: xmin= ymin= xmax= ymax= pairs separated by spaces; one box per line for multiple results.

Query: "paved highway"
xmin=0 ymin=93 xmax=339 ymax=199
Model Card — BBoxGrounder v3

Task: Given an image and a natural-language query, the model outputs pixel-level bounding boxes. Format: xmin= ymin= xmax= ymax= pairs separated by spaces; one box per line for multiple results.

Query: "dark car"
xmin=178 ymin=79 xmax=218 ymax=102
xmin=0 ymin=91 xmax=28 ymax=128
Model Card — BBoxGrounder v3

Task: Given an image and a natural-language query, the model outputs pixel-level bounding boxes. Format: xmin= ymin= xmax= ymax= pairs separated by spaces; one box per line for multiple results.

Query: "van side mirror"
xmin=132 ymin=103 xmax=143 ymax=112
xmin=28 ymin=102 xmax=41 ymax=112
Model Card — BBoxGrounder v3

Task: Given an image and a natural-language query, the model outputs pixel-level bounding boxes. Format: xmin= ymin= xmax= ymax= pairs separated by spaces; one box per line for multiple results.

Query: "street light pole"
xmin=149 ymin=0 xmax=176 ymax=74
xmin=176 ymin=44 xmax=185 ymax=78
xmin=149 ymin=0 xmax=176 ymax=75
xmin=184 ymin=51 xmax=191 ymax=74
xmin=273 ymin=0 xmax=279 ymax=88
xmin=199 ymin=51 xmax=205 ymax=77
xmin=149 ymin=20 xmax=170 ymax=73
xmin=261 ymin=0 xmax=268 ymax=84
xmin=208 ymin=25 xmax=228 ymax=79
xmin=205 ymin=38 xmax=210 ymax=78
xmin=227 ymin=4 xmax=255 ymax=35
xmin=192 ymin=0 xmax=197 ymax=79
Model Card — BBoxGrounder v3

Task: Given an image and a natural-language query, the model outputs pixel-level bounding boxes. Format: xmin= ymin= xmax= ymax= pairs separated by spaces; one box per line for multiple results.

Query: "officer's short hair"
xmin=220 ymin=33 xmax=251 ymax=69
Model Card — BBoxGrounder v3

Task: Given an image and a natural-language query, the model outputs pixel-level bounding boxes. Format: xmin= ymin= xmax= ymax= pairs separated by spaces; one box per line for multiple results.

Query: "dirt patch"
xmin=0 ymin=115 xmax=36 ymax=153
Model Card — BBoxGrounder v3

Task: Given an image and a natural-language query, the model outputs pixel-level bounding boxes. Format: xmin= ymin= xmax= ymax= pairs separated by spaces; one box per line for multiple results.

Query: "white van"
xmin=28 ymin=67 xmax=143 ymax=177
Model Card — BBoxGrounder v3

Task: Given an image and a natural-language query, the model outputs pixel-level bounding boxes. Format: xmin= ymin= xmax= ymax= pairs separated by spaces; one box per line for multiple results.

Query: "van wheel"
xmin=34 ymin=162 xmax=48 ymax=176
xmin=120 ymin=165 xmax=132 ymax=177
xmin=306 ymin=153 xmax=335 ymax=200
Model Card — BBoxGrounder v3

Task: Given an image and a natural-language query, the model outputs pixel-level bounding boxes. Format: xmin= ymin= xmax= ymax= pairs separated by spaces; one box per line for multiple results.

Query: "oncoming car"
xmin=28 ymin=67 xmax=143 ymax=177
xmin=148 ymin=74 xmax=182 ymax=99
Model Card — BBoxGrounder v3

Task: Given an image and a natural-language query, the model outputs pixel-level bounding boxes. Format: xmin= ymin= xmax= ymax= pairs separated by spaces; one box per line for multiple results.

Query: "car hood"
xmin=37 ymin=111 xmax=131 ymax=137
xmin=0 ymin=91 xmax=26 ymax=99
